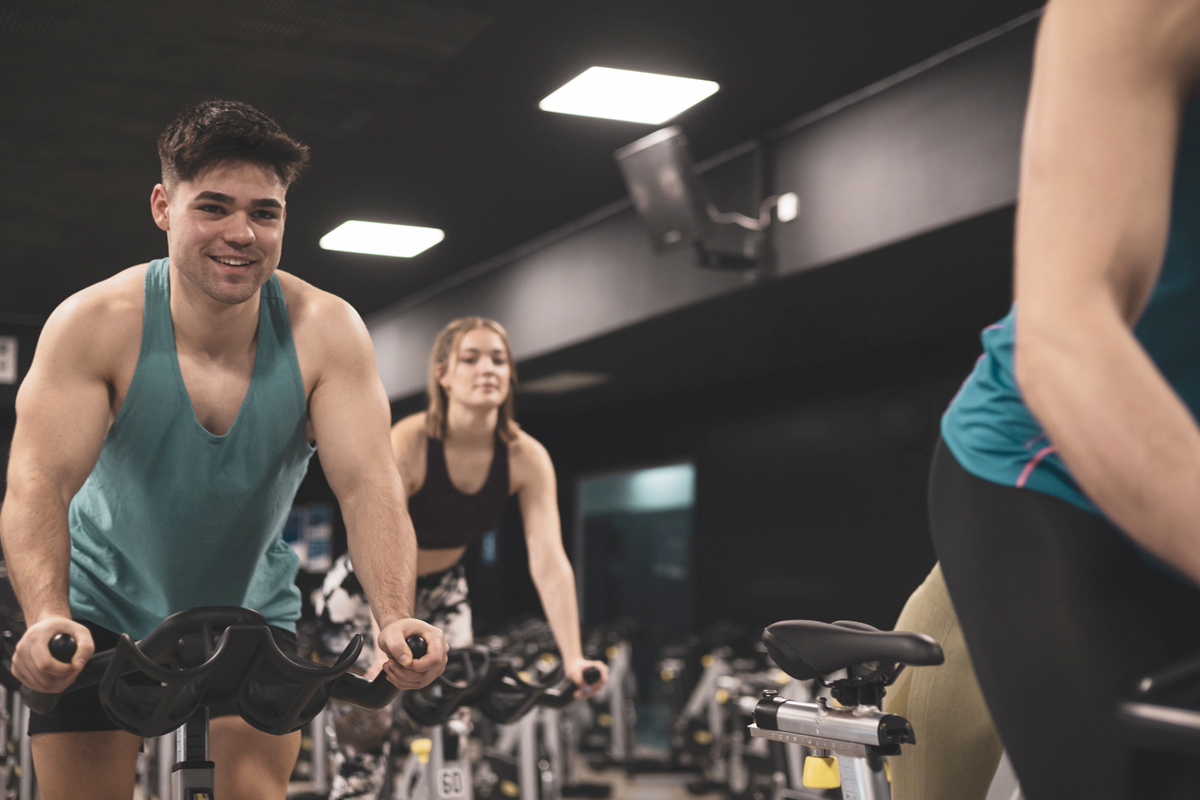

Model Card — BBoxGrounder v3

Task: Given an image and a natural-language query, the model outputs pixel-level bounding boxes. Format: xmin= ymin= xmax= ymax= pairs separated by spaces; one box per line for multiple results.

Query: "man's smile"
xmin=209 ymin=255 xmax=256 ymax=267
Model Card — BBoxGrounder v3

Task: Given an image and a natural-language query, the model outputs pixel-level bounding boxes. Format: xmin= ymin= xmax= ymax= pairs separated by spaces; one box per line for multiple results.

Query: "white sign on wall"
xmin=0 ymin=337 xmax=16 ymax=384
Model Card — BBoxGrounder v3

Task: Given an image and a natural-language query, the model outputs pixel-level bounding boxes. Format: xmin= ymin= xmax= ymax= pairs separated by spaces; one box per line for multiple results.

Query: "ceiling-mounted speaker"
xmin=614 ymin=126 xmax=712 ymax=253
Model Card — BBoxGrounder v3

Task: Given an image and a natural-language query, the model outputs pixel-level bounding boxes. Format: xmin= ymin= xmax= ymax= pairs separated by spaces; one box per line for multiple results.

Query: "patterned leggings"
xmin=316 ymin=553 xmax=474 ymax=799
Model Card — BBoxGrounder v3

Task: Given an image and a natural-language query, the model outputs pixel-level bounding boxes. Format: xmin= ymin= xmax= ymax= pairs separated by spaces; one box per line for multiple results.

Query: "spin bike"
xmin=0 ymin=606 xmax=423 ymax=800
xmin=399 ymin=646 xmax=600 ymax=800
xmin=750 ymin=619 xmax=943 ymax=800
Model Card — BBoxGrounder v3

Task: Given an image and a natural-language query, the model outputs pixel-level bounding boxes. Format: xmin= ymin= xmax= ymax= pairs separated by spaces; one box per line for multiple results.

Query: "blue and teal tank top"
xmin=943 ymin=99 xmax=1200 ymax=513
xmin=67 ymin=258 xmax=315 ymax=639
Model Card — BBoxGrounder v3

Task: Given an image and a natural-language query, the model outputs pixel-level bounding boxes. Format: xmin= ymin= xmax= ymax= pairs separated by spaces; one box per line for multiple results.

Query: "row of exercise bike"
xmin=0 ymin=607 xmax=1198 ymax=800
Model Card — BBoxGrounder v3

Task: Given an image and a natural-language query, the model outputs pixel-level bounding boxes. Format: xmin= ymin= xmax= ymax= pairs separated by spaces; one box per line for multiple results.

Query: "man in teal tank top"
xmin=0 ymin=100 xmax=447 ymax=800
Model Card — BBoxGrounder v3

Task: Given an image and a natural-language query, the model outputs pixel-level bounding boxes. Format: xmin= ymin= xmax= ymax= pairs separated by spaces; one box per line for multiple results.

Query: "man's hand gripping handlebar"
xmin=8 ymin=616 xmax=94 ymax=696
xmin=376 ymin=618 xmax=447 ymax=690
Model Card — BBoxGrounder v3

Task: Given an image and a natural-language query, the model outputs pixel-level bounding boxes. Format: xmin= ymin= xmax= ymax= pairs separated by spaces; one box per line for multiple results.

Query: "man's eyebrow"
xmin=194 ymin=191 xmax=234 ymax=204
xmin=192 ymin=191 xmax=283 ymax=210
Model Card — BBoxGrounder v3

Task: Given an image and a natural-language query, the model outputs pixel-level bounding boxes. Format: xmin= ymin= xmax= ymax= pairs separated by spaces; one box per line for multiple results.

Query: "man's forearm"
xmin=341 ymin=482 xmax=417 ymax=628
xmin=0 ymin=481 xmax=73 ymax=623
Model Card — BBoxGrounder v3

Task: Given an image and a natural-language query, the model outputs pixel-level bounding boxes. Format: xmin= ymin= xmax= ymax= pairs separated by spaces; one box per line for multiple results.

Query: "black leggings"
xmin=929 ymin=439 xmax=1200 ymax=799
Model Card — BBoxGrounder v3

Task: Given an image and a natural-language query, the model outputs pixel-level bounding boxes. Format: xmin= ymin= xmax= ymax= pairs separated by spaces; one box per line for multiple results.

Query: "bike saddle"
xmin=763 ymin=620 xmax=943 ymax=681
xmin=403 ymin=647 xmax=495 ymax=726
xmin=97 ymin=607 xmax=363 ymax=737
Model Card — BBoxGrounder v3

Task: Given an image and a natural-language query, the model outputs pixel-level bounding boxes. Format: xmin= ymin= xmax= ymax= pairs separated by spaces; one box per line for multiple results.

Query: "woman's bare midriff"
xmin=417 ymin=546 xmax=468 ymax=576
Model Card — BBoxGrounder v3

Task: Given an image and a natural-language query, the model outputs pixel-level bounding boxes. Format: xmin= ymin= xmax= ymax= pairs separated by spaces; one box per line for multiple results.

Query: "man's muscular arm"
xmin=302 ymin=293 xmax=446 ymax=688
xmin=0 ymin=294 xmax=117 ymax=690
xmin=1014 ymin=0 xmax=1200 ymax=582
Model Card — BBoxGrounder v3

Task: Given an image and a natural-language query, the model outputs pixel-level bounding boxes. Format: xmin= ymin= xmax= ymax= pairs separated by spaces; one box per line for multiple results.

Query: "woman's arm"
xmin=515 ymin=435 xmax=609 ymax=693
xmin=1014 ymin=0 xmax=1200 ymax=581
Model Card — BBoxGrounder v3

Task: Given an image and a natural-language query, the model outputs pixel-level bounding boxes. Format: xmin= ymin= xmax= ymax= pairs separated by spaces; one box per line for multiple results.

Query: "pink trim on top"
xmin=1024 ymin=432 xmax=1047 ymax=450
xmin=1016 ymin=445 xmax=1056 ymax=488
xmin=983 ymin=322 xmax=1006 ymax=332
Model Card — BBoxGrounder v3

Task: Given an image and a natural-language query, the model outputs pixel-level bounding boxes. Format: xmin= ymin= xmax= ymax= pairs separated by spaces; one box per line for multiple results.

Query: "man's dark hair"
xmin=158 ymin=100 xmax=310 ymax=189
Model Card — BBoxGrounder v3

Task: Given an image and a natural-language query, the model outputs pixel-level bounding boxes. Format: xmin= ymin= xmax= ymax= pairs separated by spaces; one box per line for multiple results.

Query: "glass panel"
xmin=577 ymin=462 xmax=695 ymax=753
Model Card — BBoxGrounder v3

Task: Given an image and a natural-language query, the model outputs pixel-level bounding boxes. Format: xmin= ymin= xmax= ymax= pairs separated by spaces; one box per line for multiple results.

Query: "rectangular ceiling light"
xmin=539 ymin=67 xmax=718 ymax=124
xmin=319 ymin=220 xmax=444 ymax=258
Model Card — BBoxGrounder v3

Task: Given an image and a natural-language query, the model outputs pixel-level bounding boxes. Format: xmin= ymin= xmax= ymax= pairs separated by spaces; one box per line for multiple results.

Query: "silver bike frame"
xmin=750 ymin=696 xmax=903 ymax=800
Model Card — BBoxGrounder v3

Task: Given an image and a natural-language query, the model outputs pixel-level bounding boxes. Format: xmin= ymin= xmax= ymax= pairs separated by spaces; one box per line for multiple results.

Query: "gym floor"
xmin=572 ymin=761 xmax=723 ymax=800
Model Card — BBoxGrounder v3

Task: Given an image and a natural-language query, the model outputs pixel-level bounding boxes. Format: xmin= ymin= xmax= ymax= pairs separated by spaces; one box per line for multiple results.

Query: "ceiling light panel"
xmin=320 ymin=221 xmax=445 ymax=258
xmin=539 ymin=67 xmax=719 ymax=124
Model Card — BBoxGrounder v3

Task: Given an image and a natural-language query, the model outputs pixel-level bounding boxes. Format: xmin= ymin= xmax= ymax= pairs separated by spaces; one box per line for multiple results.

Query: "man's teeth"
xmin=213 ymin=257 xmax=252 ymax=266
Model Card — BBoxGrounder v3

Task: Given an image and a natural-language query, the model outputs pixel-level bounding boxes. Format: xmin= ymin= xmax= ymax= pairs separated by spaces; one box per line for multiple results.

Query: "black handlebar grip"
xmin=406 ymin=635 xmax=428 ymax=660
xmin=49 ymin=634 xmax=77 ymax=664
xmin=583 ymin=666 xmax=601 ymax=685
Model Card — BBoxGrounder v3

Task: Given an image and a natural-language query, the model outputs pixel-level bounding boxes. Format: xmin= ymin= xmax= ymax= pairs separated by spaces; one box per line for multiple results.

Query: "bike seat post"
xmin=839 ymin=754 xmax=889 ymax=799
xmin=430 ymin=721 xmax=446 ymax=799
xmin=172 ymin=707 xmax=214 ymax=800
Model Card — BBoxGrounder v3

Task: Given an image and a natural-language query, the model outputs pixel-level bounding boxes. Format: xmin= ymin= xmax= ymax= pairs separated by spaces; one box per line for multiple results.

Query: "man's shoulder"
xmin=31 ymin=264 xmax=148 ymax=379
xmin=48 ymin=265 xmax=147 ymax=344
xmin=275 ymin=270 xmax=363 ymax=335
xmin=276 ymin=271 xmax=374 ymax=384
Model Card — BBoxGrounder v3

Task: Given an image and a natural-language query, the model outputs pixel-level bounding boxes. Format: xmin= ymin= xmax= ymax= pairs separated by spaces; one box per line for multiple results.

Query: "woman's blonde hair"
xmin=426 ymin=316 xmax=519 ymax=442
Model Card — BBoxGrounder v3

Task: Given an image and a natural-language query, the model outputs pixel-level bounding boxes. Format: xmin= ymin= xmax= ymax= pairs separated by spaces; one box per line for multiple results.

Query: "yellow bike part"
xmin=803 ymin=756 xmax=840 ymax=789
xmin=411 ymin=738 xmax=433 ymax=764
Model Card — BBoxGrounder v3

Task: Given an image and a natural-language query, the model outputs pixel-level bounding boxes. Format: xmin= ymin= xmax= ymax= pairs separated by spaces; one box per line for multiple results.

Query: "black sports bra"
xmin=408 ymin=435 xmax=510 ymax=550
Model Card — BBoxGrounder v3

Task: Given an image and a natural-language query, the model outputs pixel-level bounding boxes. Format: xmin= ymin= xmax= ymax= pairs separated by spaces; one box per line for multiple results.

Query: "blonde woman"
xmin=318 ymin=316 xmax=607 ymax=799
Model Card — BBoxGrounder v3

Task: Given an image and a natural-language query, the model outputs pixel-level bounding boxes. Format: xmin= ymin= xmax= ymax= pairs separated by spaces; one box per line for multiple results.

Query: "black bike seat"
xmin=763 ymin=620 xmax=943 ymax=681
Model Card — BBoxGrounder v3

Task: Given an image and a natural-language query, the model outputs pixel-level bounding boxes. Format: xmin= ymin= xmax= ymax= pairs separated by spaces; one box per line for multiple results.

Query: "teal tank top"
xmin=67 ymin=259 xmax=315 ymax=638
xmin=942 ymin=98 xmax=1200 ymax=513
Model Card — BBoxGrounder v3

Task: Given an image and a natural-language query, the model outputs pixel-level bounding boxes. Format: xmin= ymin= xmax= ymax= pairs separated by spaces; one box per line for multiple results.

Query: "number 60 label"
xmin=438 ymin=767 xmax=466 ymax=799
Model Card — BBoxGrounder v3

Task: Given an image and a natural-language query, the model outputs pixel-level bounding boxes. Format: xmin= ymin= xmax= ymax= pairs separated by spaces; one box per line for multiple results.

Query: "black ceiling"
xmin=1 ymin=0 xmax=1041 ymax=319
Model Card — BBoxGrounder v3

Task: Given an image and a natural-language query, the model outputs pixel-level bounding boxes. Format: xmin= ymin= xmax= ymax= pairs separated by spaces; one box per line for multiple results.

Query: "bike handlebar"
xmin=3 ymin=607 xmax=426 ymax=737
xmin=49 ymin=633 xmax=76 ymax=664
xmin=403 ymin=648 xmax=603 ymax=726
xmin=407 ymin=634 xmax=428 ymax=660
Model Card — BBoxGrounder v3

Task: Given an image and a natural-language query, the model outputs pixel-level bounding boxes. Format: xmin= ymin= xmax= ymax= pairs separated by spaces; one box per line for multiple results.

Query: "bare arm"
xmin=1013 ymin=0 xmax=1200 ymax=580
xmin=0 ymin=297 xmax=115 ymax=689
xmin=305 ymin=297 xmax=445 ymax=686
xmin=516 ymin=436 xmax=608 ymax=693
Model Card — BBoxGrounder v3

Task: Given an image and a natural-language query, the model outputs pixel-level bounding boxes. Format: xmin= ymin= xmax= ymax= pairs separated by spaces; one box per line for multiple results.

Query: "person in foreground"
xmin=317 ymin=316 xmax=607 ymax=799
xmin=913 ymin=0 xmax=1200 ymax=797
xmin=0 ymin=99 xmax=447 ymax=800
